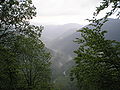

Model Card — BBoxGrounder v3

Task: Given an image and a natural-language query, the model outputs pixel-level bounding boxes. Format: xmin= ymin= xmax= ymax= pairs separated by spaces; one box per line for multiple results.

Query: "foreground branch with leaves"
xmin=0 ymin=0 xmax=52 ymax=90
xmin=71 ymin=0 xmax=120 ymax=90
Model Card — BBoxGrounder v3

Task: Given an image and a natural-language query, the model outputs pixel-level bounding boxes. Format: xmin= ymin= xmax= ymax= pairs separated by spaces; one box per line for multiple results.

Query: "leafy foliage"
xmin=0 ymin=0 xmax=52 ymax=90
xmin=0 ymin=0 xmax=42 ymax=40
xmin=93 ymin=0 xmax=120 ymax=18
xmin=15 ymin=36 xmax=51 ymax=90
xmin=71 ymin=0 xmax=120 ymax=90
xmin=71 ymin=25 xmax=120 ymax=90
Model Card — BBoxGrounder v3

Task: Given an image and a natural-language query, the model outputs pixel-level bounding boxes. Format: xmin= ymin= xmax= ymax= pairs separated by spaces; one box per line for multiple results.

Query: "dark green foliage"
xmin=71 ymin=0 xmax=120 ymax=90
xmin=0 ymin=0 xmax=41 ymax=40
xmin=0 ymin=34 xmax=20 ymax=90
xmin=71 ymin=25 xmax=120 ymax=90
xmin=93 ymin=0 xmax=120 ymax=18
xmin=0 ymin=0 xmax=52 ymax=90
xmin=15 ymin=36 xmax=51 ymax=90
xmin=0 ymin=45 xmax=18 ymax=90
xmin=0 ymin=36 xmax=52 ymax=90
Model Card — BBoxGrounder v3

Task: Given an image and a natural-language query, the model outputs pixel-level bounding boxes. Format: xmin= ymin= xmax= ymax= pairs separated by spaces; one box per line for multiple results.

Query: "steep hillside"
xmin=103 ymin=18 xmax=120 ymax=41
xmin=47 ymin=18 xmax=120 ymax=90
xmin=50 ymin=18 xmax=120 ymax=57
xmin=41 ymin=23 xmax=82 ymax=47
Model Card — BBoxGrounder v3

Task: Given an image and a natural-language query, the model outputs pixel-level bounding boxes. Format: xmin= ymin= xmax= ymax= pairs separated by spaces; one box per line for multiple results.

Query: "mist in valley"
xmin=0 ymin=0 xmax=120 ymax=90
xmin=39 ymin=18 xmax=120 ymax=90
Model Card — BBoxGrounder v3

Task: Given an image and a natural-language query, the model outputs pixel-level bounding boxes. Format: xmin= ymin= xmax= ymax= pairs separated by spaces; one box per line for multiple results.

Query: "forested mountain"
xmin=103 ymin=18 xmax=120 ymax=41
xmin=44 ymin=18 xmax=120 ymax=90
xmin=49 ymin=18 xmax=120 ymax=58
xmin=1 ymin=0 xmax=119 ymax=89
xmin=41 ymin=23 xmax=82 ymax=48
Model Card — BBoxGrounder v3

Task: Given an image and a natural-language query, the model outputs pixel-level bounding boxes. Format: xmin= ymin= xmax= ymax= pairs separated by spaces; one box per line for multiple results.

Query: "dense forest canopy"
xmin=0 ymin=0 xmax=52 ymax=90
xmin=0 ymin=0 xmax=120 ymax=90
xmin=71 ymin=0 xmax=120 ymax=90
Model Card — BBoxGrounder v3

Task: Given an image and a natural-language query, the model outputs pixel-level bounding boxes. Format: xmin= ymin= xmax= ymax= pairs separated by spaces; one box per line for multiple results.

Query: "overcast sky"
xmin=31 ymin=0 xmax=103 ymax=25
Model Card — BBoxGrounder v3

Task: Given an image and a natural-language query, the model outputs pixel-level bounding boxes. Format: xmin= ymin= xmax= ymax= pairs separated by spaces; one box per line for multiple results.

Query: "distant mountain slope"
xmin=50 ymin=18 xmax=120 ymax=57
xmin=48 ymin=18 xmax=120 ymax=90
xmin=103 ymin=18 xmax=120 ymax=41
xmin=41 ymin=23 xmax=82 ymax=47
xmin=51 ymin=32 xmax=79 ymax=56
xmin=42 ymin=23 xmax=81 ymax=40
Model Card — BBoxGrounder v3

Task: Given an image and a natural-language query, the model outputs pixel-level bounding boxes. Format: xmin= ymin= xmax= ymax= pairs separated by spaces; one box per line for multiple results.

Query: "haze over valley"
xmin=0 ymin=0 xmax=120 ymax=90
xmin=39 ymin=18 xmax=120 ymax=90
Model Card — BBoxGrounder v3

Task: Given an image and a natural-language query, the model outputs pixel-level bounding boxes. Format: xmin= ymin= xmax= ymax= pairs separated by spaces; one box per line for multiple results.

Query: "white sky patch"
xmin=31 ymin=15 xmax=91 ymax=25
xmin=30 ymin=0 xmax=105 ymax=25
